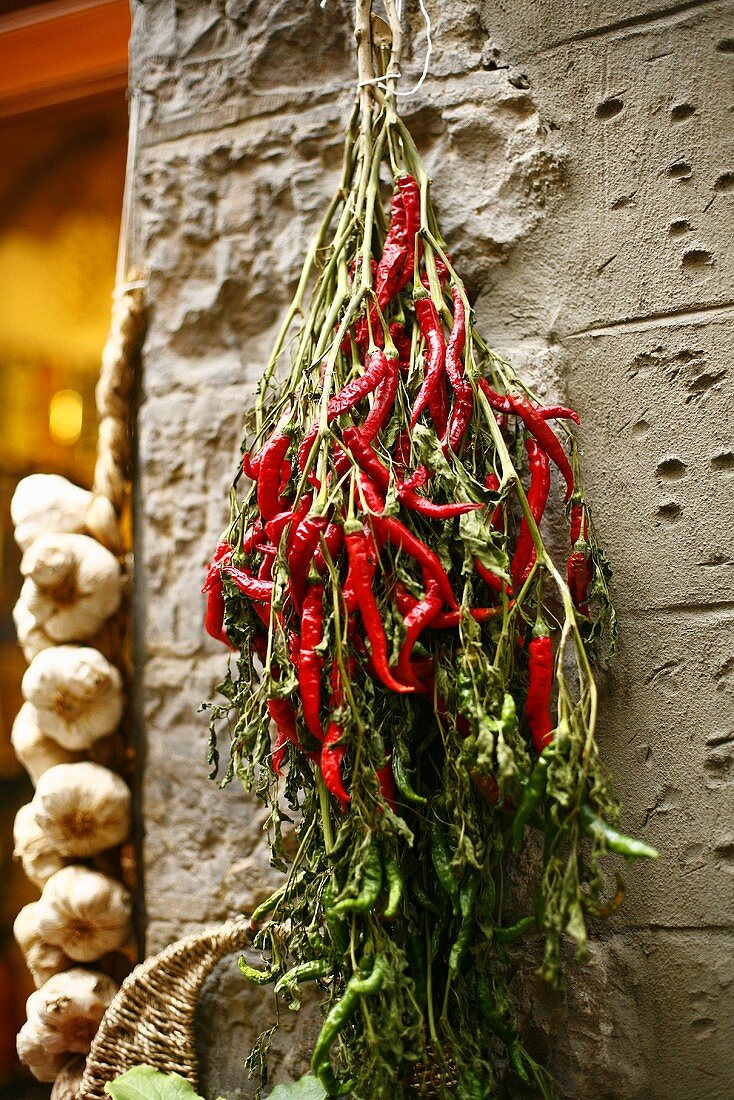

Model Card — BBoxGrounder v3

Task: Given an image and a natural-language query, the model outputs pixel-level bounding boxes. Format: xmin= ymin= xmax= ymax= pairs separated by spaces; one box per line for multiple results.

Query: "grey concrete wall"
xmin=130 ymin=2 xmax=734 ymax=1097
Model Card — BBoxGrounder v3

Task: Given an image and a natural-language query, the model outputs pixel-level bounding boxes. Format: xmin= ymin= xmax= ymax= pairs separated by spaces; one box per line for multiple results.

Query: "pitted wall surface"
xmin=130 ymin=3 xmax=734 ymax=1097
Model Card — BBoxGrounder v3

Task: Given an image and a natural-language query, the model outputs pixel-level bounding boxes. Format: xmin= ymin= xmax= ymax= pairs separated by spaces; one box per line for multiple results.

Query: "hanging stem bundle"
xmin=203 ymin=4 xmax=656 ymax=1096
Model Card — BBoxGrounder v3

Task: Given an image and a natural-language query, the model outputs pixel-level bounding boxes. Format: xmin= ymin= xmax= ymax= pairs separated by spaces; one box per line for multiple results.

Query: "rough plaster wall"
xmin=130 ymin=1 xmax=734 ymax=1097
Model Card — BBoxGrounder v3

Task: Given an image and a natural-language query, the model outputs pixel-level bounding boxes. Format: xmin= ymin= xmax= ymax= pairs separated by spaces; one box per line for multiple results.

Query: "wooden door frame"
xmin=0 ymin=0 xmax=130 ymax=119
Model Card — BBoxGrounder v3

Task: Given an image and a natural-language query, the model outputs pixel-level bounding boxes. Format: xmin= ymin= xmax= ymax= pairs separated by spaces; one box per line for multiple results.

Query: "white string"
xmin=319 ymin=0 xmax=432 ymax=98
xmin=394 ymin=0 xmax=432 ymax=97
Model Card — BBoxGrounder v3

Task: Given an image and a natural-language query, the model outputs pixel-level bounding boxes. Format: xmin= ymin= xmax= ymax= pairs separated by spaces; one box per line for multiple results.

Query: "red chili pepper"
xmin=347 ymin=188 xmax=410 ymax=351
xmin=410 ymin=291 xmax=448 ymax=437
xmin=345 ymin=522 xmax=414 ymax=695
xmin=542 ymin=405 xmax=581 ymax=425
xmin=271 ymin=729 xmax=289 ymax=776
xmin=507 ymin=394 xmax=574 ymax=501
xmin=429 ymin=605 xmax=506 ymax=628
xmin=396 ymin=577 xmax=442 ymax=690
xmin=511 ymin=439 xmax=551 ymax=587
xmin=299 ymin=580 xmax=325 ymax=741
xmin=298 ymin=349 xmax=388 ymax=469
xmin=396 ymin=175 xmax=421 ymax=288
xmin=484 ymin=473 xmax=504 ymax=532
xmin=221 ymin=564 xmax=273 ymax=602
xmin=399 ymin=465 xmax=433 ymax=492
xmin=423 ymin=255 xmax=449 ymax=294
xmin=569 ymin=497 xmax=589 ymax=547
xmin=393 ymin=581 xmax=418 ymax=616
xmin=474 ymin=558 xmax=505 ymax=596
xmin=525 ymin=630 xmax=554 ymax=754
xmin=287 ymin=513 xmax=330 ymax=614
xmin=257 ymin=431 xmax=292 ymax=520
xmin=264 ymin=509 xmax=298 ymax=546
xmin=478 ymin=379 xmax=580 ymax=425
xmin=342 ymin=427 xmax=479 ymax=519
xmin=202 ymin=543 xmax=235 ymax=647
xmin=204 ymin=584 xmax=229 ymax=645
xmin=267 ymin=698 xmax=301 ymax=753
xmin=444 ymin=287 xmax=473 ymax=452
xmin=369 ymin=508 xmax=458 ymax=611
xmin=389 ymin=321 xmax=412 ymax=364
xmin=242 ymin=452 xmax=260 ymax=479
xmin=313 ymin=520 xmax=345 ymax=573
xmin=392 ymin=429 xmax=412 ymax=474
xmin=288 ymin=628 xmax=300 ymax=670
xmin=376 ymin=761 xmax=397 ymax=812
xmin=361 ymin=351 xmax=399 ymax=442
xmin=567 ymin=550 xmax=591 ymax=616
xmin=321 ymin=660 xmax=353 ymax=805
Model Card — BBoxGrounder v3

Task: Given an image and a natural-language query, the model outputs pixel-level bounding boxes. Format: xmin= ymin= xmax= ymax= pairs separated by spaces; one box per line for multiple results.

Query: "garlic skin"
xmin=33 ymin=761 xmax=131 ymax=857
xmin=11 ymin=703 xmax=82 ymax=785
xmin=13 ymin=803 xmax=66 ymax=889
xmin=50 ymin=1055 xmax=86 ymax=1100
xmin=50 ymin=1054 xmax=86 ymax=1099
xmin=11 ymin=474 xmax=92 ymax=552
xmin=36 ymin=865 xmax=132 ymax=962
xmin=22 ymin=646 xmax=123 ymax=750
xmin=13 ymin=598 xmax=53 ymax=662
xmin=21 ymin=533 xmax=122 ymax=642
xmin=26 ymin=967 xmax=118 ymax=1054
xmin=13 ymin=902 xmax=71 ymax=987
xmin=16 ymin=1025 xmax=70 ymax=1082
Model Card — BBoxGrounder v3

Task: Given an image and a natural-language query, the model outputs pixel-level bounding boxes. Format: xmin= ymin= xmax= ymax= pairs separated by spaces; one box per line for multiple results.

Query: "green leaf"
xmin=266 ymin=1076 xmax=328 ymax=1100
xmin=458 ymin=510 xmax=510 ymax=577
xmin=104 ymin=1065 xmax=207 ymax=1100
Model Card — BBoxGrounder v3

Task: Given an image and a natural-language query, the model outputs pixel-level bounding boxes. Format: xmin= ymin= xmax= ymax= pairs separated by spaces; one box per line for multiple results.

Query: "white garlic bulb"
xmin=22 ymin=646 xmax=123 ymax=751
xmin=11 ymin=474 xmax=92 ymax=552
xmin=20 ymin=533 xmax=122 ymax=642
xmin=25 ymin=967 xmax=118 ymax=1054
xmin=50 ymin=1055 xmax=86 ymax=1100
xmin=11 ymin=703 xmax=82 ymax=784
xmin=33 ymin=762 xmax=131 ymax=856
xmin=16 ymin=1024 xmax=70 ymax=1082
xmin=36 ymin=865 xmax=132 ymax=962
xmin=13 ymin=598 xmax=53 ymax=662
xmin=13 ymin=902 xmax=71 ymax=987
xmin=13 ymin=803 xmax=66 ymax=889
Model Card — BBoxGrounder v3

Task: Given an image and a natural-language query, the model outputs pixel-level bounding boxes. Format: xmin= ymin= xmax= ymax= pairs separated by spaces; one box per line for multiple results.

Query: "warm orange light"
xmin=49 ymin=388 xmax=83 ymax=445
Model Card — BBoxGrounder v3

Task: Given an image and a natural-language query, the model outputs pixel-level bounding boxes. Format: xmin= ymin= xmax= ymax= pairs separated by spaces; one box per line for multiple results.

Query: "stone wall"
xmin=130 ymin=2 xmax=734 ymax=1097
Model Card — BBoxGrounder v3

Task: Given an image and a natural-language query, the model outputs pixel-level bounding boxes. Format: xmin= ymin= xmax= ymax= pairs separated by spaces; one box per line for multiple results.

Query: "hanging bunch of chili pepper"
xmin=202 ymin=4 xmax=655 ymax=1096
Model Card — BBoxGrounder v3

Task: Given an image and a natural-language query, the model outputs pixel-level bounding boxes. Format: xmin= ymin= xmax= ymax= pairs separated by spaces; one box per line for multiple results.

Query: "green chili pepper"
xmin=413 ymin=879 xmax=441 ymax=916
xmin=250 ymin=880 xmax=289 ymax=924
xmin=273 ymin=958 xmax=329 ymax=997
xmin=448 ymin=870 xmax=479 ymax=979
xmin=512 ymin=753 xmax=549 ymax=851
xmin=383 ymin=857 xmax=404 ymax=920
xmin=430 ymin=914 xmax=448 ymax=962
xmin=329 ymin=843 xmax=383 ymax=916
xmin=430 ymin=824 xmax=459 ymax=912
xmin=311 ymin=955 xmax=389 ymax=1094
xmin=491 ymin=915 xmax=535 ymax=943
xmin=238 ymin=957 xmax=278 ymax=985
xmin=323 ymin=883 xmax=349 ymax=956
xmin=392 ymin=744 xmax=427 ymax=805
xmin=448 ymin=914 xmax=475 ymax=980
xmin=579 ymin=804 xmax=659 ymax=860
xmin=501 ymin=691 xmax=516 ymax=729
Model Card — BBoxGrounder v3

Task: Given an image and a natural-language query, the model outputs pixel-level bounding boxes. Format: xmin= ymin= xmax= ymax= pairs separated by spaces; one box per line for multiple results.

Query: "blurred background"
xmin=0 ymin=2 xmax=130 ymax=1095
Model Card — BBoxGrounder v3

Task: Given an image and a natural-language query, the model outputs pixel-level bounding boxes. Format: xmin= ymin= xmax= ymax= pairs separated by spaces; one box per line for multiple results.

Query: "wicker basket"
xmin=77 ymin=916 xmax=252 ymax=1100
